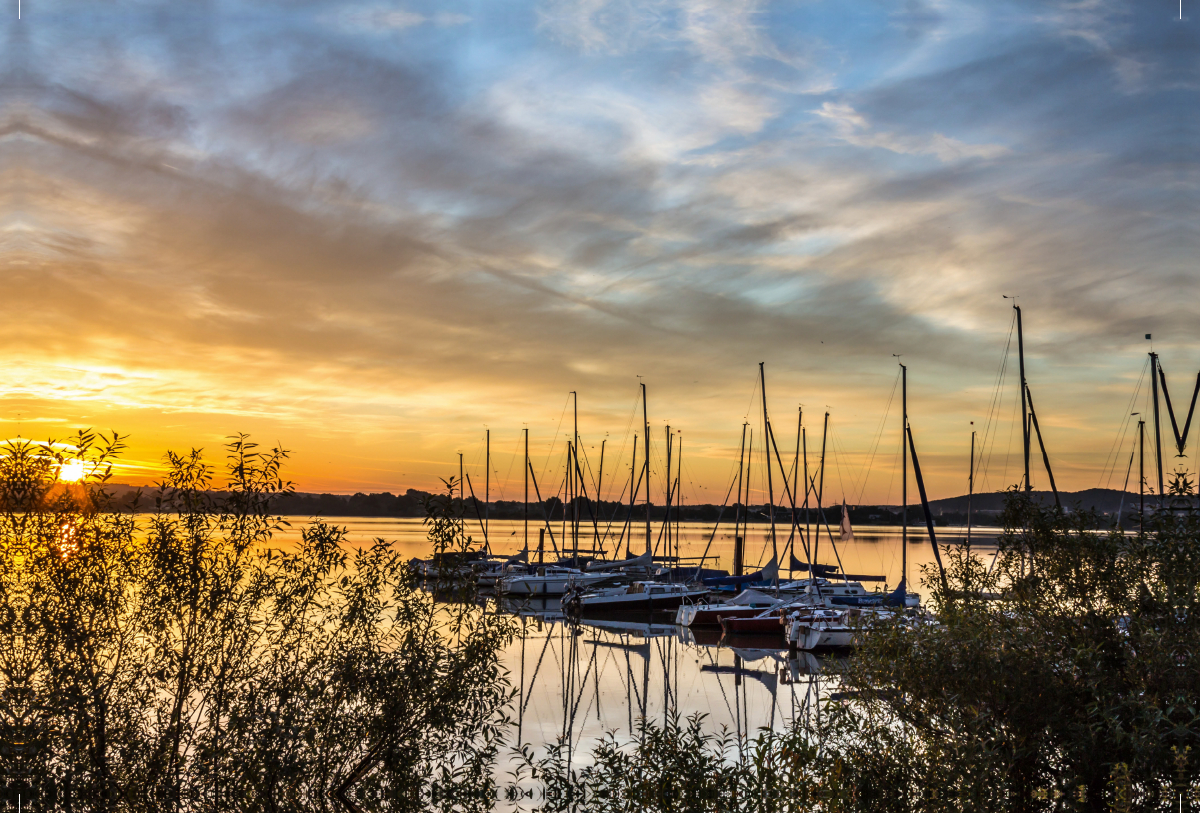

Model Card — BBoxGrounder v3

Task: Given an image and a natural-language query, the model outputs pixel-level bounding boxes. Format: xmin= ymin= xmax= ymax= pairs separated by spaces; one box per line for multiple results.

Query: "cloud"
xmin=327 ymin=5 xmax=471 ymax=33
xmin=0 ymin=0 xmax=1194 ymax=498
xmin=814 ymin=101 xmax=1008 ymax=162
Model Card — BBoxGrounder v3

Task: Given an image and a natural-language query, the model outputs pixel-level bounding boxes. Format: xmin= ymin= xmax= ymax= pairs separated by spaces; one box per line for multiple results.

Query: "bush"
xmin=0 ymin=432 xmax=515 ymax=812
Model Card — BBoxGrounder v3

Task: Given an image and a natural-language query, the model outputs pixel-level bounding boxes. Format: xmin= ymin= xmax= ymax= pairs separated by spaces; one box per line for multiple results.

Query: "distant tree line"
xmin=107 ymin=484 xmax=1143 ymax=530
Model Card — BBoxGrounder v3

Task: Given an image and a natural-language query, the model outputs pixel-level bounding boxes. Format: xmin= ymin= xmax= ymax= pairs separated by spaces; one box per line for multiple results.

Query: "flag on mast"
xmin=840 ymin=500 xmax=855 ymax=544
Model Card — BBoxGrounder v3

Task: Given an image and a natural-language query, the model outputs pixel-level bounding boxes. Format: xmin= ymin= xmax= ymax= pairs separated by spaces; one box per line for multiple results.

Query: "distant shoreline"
xmin=98 ymin=483 xmax=1143 ymax=526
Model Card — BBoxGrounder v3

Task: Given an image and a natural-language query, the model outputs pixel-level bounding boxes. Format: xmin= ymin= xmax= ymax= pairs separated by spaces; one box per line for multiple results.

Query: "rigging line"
xmin=576 ymin=436 xmax=603 ymax=504
xmin=598 ymin=467 xmax=634 ymax=544
xmin=609 ymin=453 xmax=648 ymax=548
xmin=881 ymin=415 xmax=902 ymax=509
xmin=999 ymin=371 xmax=1021 ymax=490
xmin=977 ymin=312 xmax=1016 ymax=488
xmin=1115 ymin=429 xmax=1138 ymax=526
xmin=692 ymin=465 xmax=741 ymax=577
xmin=497 ymin=431 xmax=522 ymax=502
xmin=855 ymin=370 xmax=901 ymax=504
xmin=979 ymin=362 xmax=1010 ymax=494
xmin=519 ymin=631 xmax=556 ymax=717
xmin=591 ymin=392 xmax=643 ymax=550
xmin=1140 ymin=379 xmax=1155 ymax=494
xmin=600 ymin=386 xmax=643 ymax=501
xmin=977 ymin=314 xmax=1016 ymax=492
xmin=568 ymin=644 xmax=601 ymax=746
xmin=1104 ymin=415 xmax=1136 ymax=492
xmin=1101 ymin=417 xmax=1130 ymax=491
xmin=828 ymin=423 xmax=852 ymax=505
xmin=743 ymin=370 xmax=762 ymax=422
xmin=538 ymin=392 xmax=572 ymax=484
xmin=1099 ymin=358 xmax=1149 ymax=489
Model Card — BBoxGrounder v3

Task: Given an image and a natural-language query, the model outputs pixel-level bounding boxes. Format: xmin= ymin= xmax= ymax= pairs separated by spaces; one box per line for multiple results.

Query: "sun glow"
xmin=59 ymin=459 xmax=88 ymax=483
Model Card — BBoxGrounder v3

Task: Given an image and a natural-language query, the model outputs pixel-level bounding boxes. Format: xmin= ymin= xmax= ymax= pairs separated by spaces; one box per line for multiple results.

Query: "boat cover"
xmin=727 ymin=589 xmax=779 ymax=606
xmin=703 ymin=556 xmax=778 ymax=587
xmin=788 ymin=553 xmax=840 ymax=575
xmin=585 ymin=550 xmax=652 ymax=572
xmin=828 ymin=580 xmax=908 ymax=607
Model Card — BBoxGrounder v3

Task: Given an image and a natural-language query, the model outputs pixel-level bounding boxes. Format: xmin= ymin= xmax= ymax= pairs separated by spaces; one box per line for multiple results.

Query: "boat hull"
xmin=579 ymin=591 xmax=707 ymax=613
xmin=677 ymin=605 xmax=775 ymax=627
xmin=500 ymin=573 xmax=608 ymax=596
xmin=793 ymin=624 xmax=855 ymax=650
xmin=720 ymin=614 xmax=786 ymax=634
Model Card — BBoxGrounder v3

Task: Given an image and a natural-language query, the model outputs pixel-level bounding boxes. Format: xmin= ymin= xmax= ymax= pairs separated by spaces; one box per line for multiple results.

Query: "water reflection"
xmin=305 ymin=517 xmax=992 ymax=787
xmin=499 ymin=605 xmax=844 ymax=778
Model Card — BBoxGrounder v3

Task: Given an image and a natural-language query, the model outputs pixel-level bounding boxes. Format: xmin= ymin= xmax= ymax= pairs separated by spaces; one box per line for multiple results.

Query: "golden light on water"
xmin=57 ymin=521 xmax=78 ymax=560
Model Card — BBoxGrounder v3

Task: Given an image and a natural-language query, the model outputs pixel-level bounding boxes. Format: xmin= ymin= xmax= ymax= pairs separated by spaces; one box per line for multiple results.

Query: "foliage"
xmin=518 ymin=484 xmax=1199 ymax=813
xmin=0 ymin=433 xmax=515 ymax=812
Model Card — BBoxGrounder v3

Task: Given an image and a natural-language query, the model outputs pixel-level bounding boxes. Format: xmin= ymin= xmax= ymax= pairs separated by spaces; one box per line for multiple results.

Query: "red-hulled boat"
xmin=719 ymin=610 xmax=788 ymax=635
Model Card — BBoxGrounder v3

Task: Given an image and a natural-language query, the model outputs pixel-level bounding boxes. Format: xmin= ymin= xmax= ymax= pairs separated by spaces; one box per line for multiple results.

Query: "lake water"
xmin=271 ymin=516 xmax=1001 ymax=591
xmin=272 ymin=516 xmax=1000 ymax=796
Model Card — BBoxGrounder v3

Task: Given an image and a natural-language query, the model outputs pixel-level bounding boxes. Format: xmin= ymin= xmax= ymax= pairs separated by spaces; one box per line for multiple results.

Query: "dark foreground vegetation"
xmin=0 ymin=432 xmax=514 ymax=812
xmin=516 ymin=481 xmax=1200 ymax=812
xmin=2 ymin=431 xmax=1195 ymax=812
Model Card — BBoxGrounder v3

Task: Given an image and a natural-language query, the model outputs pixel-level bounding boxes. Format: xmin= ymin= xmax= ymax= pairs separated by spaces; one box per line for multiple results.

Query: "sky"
xmin=1 ymin=0 xmax=1196 ymax=505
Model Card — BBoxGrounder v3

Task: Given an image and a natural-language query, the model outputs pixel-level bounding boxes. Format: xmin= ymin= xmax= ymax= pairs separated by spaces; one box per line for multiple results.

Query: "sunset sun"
xmin=58 ymin=459 xmax=87 ymax=483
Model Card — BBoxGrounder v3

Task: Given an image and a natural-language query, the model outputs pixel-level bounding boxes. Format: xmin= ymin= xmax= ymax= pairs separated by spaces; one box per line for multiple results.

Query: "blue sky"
xmin=1 ymin=0 xmax=1196 ymax=501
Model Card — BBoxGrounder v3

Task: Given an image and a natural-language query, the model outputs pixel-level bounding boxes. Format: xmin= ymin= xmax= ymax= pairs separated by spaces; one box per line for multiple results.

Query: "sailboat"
xmin=564 ymin=580 xmax=709 ymax=614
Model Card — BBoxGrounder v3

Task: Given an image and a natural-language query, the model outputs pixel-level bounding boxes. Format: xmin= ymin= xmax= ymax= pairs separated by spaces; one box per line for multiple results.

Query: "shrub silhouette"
xmin=0 ymin=432 xmax=514 ymax=812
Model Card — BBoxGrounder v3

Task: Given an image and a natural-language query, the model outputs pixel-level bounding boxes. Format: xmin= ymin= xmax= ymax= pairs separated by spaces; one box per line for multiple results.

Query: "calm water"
xmin=271 ymin=516 xmax=1001 ymax=592
xmin=272 ymin=516 xmax=999 ymax=789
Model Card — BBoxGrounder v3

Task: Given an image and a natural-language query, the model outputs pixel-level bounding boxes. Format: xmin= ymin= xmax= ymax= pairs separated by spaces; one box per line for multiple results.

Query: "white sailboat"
xmin=499 ymin=566 xmax=611 ymax=596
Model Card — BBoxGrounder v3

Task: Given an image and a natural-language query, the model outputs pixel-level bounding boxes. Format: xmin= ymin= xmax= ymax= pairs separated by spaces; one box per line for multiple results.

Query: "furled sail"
xmin=585 ymin=549 xmax=652 ymax=572
xmin=840 ymin=501 xmax=855 ymax=544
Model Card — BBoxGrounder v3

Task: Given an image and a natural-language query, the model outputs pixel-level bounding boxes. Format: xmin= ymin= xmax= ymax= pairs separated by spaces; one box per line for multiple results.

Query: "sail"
xmin=760 ymin=554 xmax=779 ymax=584
xmin=840 ymin=501 xmax=855 ymax=544
xmin=883 ymin=579 xmax=907 ymax=607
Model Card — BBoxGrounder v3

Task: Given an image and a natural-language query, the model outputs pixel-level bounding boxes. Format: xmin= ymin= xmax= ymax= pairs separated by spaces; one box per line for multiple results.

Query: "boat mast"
xmin=803 ymin=420 xmax=811 ymax=578
xmin=745 ymin=428 xmax=753 ymax=573
xmin=597 ymin=438 xmax=605 ymax=505
xmin=813 ymin=412 xmax=828 ymax=570
xmin=665 ymin=425 xmax=672 ymax=563
xmin=901 ymin=361 xmax=907 ymax=591
xmin=459 ymin=452 xmax=465 ymax=541
xmin=676 ymin=432 xmax=683 ymax=569
xmin=759 ymin=362 xmax=777 ymax=574
xmin=793 ymin=406 xmax=802 ymax=571
xmin=642 ymin=382 xmax=651 ymax=556
xmin=1139 ymin=418 xmax=1145 ymax=531
xmin=485 ymin=429 xmax=490 ymax=546
xmin=628 ymin=435 xmax=637 ymax=559
xmin=572 ymin=392 xmax=579 ymax=560
xmin=734 ymin=422 xmax=747 ymax=577
xmin=1150 ymin=352 xmax=1164 ymax=507
xmin=967 ymin=426 xmax=975 ymax=550
xmin=597 ymin=438 xmax=605 ymax=556
xmin=1015 ymin=305 xmax=1031 ymax=492
xmin=524 ymin=428 xmax=529 ymax=552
